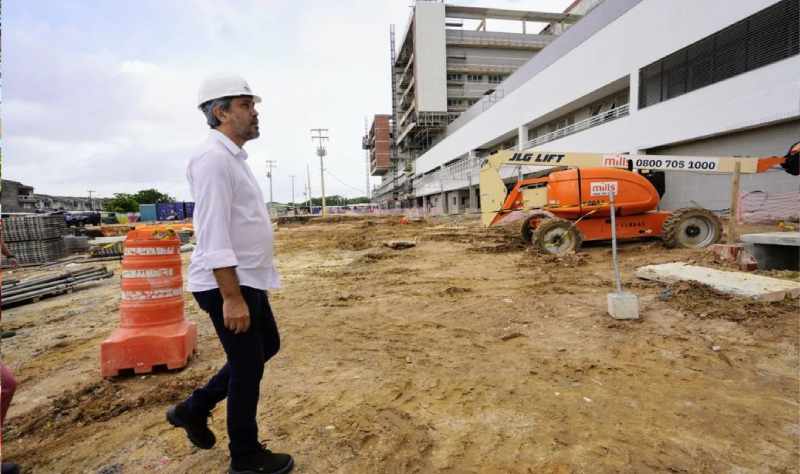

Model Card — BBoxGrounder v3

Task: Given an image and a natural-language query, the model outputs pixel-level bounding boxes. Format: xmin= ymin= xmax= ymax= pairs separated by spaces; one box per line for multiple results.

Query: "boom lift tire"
xmin=520 ymin=210 xmax=556 ymax=244
xmin=532 ymin=218 xmax=582 ymax=254
xmin=661 ymin=207 xmax=723 ymax=248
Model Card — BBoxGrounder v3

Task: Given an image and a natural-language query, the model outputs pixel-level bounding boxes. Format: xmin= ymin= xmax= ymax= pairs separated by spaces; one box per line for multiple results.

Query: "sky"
xmin=3 ymin=0 xmax=574 ymax=203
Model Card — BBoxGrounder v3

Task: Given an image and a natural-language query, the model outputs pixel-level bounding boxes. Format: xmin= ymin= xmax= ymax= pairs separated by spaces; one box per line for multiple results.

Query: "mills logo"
xmin=590 ymin=181 xmax=618 ymax=196
xmin=603 ymin=155 xmax=629 ymax=167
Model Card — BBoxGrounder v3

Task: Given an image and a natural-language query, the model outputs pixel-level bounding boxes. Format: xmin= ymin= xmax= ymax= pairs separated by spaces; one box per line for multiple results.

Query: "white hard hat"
xmin=197 ymin=73 xmax=262 ymax=109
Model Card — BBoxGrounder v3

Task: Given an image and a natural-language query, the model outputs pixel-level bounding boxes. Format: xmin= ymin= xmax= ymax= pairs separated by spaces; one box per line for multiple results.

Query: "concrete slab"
xmin=635 ymin=262 xmax=799 ymax=302
xmin=384 ymin=240 xmax=417 ymax=250
xmin=740 ymin=232 xmax=800 ymax=247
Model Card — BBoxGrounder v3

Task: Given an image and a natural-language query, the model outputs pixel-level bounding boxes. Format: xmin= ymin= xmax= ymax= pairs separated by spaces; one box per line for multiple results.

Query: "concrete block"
xmin=635 ymin=262 xmax=799 ymax=302
xmin=740 ymin=232 xmax=800 ymax=247
xmin=607 ymin=292 xmax=639 ymax=320
xmin=743 ymin=242 xmax=800 ymax=271
xmin=741 ymin=232 xmax=800 ymax=271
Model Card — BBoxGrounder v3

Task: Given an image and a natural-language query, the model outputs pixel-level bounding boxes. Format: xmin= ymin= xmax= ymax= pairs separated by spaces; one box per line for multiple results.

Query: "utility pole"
xmin=289 ymin=175 xmax=297 ymax=216
xmin=311 ymin=128 xmax=329 ymax=216
xmin=265 ymin=160 xmax=277 ymax=214
xmin=306 ymin=164 xmax=313 ymax=212
xmin=87 ymin=190 xmax=95 ymax=211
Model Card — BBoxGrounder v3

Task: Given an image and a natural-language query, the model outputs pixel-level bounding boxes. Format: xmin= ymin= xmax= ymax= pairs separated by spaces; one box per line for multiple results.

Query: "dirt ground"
xmin=1 ymin=216 xmax=798 ymax=474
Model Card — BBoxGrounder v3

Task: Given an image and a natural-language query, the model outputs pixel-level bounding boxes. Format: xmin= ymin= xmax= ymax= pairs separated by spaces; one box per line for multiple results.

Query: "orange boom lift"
xmin=479 ymin=143 xmax=799 ymax=254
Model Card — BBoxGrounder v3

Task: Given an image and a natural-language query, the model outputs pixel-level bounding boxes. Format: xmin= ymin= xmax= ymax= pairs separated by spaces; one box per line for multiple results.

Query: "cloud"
xmin=3 ymin=0 xmax=574 ymax=202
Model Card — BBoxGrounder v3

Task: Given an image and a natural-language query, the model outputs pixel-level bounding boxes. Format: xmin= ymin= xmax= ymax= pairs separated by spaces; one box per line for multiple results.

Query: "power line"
xmin=324 ymin=168 xmax=368 ymax=195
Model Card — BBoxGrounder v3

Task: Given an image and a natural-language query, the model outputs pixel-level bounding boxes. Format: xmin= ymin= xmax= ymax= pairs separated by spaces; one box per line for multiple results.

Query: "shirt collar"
xmin=209 ymin=129 xmax=249 ymax=160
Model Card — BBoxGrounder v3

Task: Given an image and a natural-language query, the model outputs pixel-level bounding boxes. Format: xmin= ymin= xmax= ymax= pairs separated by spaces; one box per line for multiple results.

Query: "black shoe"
xmin=1 ymin=462 xmax=20 ymax=474
xmin=166 ymin=403 xmax=216 ymax=449
xmin=229 ymin=445 xmax=294 ymax=474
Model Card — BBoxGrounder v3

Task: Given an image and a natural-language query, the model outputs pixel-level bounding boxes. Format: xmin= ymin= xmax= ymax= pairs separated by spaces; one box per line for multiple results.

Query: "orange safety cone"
xmin=100 ymin=230 xmax=197 ymax=377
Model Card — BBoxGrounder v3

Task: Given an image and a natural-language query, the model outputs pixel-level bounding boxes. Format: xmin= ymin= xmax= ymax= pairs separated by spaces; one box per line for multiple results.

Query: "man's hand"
xmin=223 ymin=296 xmax=250 ymax=334
xmin=8 ymin=257 xmax=20 ymax=269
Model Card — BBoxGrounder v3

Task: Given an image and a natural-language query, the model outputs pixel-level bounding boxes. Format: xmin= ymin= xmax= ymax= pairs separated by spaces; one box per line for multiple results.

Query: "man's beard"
xmin=233 ymin=114 xmax=260 ymax=142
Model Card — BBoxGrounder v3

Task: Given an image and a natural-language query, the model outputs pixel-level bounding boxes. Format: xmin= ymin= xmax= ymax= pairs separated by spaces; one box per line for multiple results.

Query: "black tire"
xmin=532 ymin=218 xmax=582 ymax=254
xmin=662 ymin=207 xmax=723 ymax=248
xmin=519 ymin=210 xmax=555 ymax=245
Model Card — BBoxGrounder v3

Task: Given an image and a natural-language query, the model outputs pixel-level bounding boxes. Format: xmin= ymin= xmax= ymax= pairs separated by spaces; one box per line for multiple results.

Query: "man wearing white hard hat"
xmin=166 ymin=73 xmax=293 ymax=474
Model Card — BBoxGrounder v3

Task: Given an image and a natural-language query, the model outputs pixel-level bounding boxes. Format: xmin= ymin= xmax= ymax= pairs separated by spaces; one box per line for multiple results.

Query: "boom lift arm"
xmin=480 ymin=143 xmax=800 ymax=228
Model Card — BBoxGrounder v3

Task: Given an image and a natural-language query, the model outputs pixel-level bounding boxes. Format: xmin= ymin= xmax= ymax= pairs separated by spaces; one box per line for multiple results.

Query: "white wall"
xmin=414 ymin=2 xmax=447 ymax=113
xmin=415 ymin=0 xmax=791 ymax=175
xmin=649 ymin=120 xmax=800 ymax=211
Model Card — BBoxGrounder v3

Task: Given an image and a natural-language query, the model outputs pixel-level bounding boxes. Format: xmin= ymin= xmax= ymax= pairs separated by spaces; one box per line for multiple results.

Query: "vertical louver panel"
xmin=639 ymin=0 xmax=799 ymax=110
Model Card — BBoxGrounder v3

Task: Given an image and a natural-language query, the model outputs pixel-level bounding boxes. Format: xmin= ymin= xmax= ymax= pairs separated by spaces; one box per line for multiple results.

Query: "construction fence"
xmin=737 ymin=189 xmax=799 ymax=224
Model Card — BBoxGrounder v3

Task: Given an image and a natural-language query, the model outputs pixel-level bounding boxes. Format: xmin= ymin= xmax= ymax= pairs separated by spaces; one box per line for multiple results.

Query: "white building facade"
xmin=410 ymin=0 xmax=799 ymax=213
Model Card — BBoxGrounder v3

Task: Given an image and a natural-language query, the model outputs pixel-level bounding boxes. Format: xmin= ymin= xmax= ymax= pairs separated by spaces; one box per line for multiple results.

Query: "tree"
xmin=347 ymin=197 xmax=371 ymax=204
xmin=107 ymin=193 xmax=140 ymax=213
xmin=133 ymin=189 xmax=175 ymax=204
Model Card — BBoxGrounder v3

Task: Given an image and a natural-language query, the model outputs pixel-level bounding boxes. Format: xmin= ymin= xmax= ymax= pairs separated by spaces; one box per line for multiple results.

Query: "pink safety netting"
xmin=737 ymin=189 xmax=800 ymax=224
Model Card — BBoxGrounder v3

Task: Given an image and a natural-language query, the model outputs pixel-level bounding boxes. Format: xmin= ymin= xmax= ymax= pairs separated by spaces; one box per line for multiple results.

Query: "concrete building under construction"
xmin=373 ymin=0 xmax=798 ymax=213
xmin=372 ymin=1 xmax=581 ymax=206
xmin=364 ymin=115 xmax=393 ymax=177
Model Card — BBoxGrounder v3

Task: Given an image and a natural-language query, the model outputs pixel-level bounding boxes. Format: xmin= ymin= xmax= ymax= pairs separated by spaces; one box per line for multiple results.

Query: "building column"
xmin=468 ymin=150 xmax=478 ymax=212
xmin=518 ymin=125 xmax=529 ymax=150
xmin=628 ymin=70 xmax=639 ymax=115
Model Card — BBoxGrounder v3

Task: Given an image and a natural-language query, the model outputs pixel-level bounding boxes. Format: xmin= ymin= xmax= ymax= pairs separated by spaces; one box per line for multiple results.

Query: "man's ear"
xmin=213 ymin=106 xmax=229 ymax=124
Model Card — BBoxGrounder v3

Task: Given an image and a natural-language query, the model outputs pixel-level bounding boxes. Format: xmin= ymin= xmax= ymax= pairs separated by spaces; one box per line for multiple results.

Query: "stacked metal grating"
xmin=64 ymin=236 xmax=91 ymax=254
xmin=1 ymin=215 xmax=69 ymax=265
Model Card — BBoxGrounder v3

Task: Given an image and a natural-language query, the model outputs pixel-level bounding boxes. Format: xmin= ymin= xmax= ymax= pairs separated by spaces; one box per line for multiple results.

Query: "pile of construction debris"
xmin=1 ymin=265 xmax=114 ymax=307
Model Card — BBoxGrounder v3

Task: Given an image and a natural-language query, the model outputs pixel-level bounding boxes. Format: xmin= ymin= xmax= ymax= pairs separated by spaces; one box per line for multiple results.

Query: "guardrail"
xmin=519 ymin=104 xmax=630 ymax=150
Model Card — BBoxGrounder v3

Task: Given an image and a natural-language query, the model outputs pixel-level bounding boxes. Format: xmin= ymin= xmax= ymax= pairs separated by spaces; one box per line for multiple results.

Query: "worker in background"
xmin=166 ymin=73 xmax=293 ymax=474
xmin=1 ymin=239 xmax=20 ymax=270
xmin=1 ymin=234 xmax=21 ymax=474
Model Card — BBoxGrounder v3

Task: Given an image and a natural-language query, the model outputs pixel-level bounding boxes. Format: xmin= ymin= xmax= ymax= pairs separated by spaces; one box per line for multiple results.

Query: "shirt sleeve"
xmin=190 ymin=152 xmax=239 ymax=270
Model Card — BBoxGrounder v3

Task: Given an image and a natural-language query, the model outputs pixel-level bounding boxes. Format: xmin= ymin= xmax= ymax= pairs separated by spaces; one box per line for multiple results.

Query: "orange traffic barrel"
xmin=100 ymin=230 xmax=197 ymax=377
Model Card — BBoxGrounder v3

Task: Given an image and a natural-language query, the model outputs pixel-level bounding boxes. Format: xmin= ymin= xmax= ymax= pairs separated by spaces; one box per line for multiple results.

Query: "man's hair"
xmin=200 ymin=97 xmax=234 ymax=128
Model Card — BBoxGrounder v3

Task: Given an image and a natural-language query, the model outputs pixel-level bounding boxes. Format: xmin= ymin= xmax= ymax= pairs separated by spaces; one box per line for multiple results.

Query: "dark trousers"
xmin=184 ymin=286 xmax=281 ymax=460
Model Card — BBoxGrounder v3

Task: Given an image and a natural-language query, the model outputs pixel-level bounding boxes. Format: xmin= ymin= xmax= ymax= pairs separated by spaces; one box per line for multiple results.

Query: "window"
xmin=461 ymin=197 xmax=468 ymax=206
xmin=447 ymin=73 xmax=463 ymax=82
xmin=467 ymin=99 xmax=478 ymax=106
xmin=590 ymin=104 xmax=603 ymax=117
xmin=447 ymin=99 xmax=462 ymax=107
xmin=453 ymin=197 xmax=457 ymax=205
xmin=488 ymin=74 xmax=503 ymax=84
xmin=527 ymin=128 xmax=538 ymax=141
xmin=639 ymin=0 xmax=798 ymax=109
xmin=548 ymin=115 xmax=575 ymax=133
xmin=467 ymin=74 xmax=483 ymax=83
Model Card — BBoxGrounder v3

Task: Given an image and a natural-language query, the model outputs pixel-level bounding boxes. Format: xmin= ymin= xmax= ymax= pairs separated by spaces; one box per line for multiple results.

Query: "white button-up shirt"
xmin=186 ymin=129 xmax=280 ymax=292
